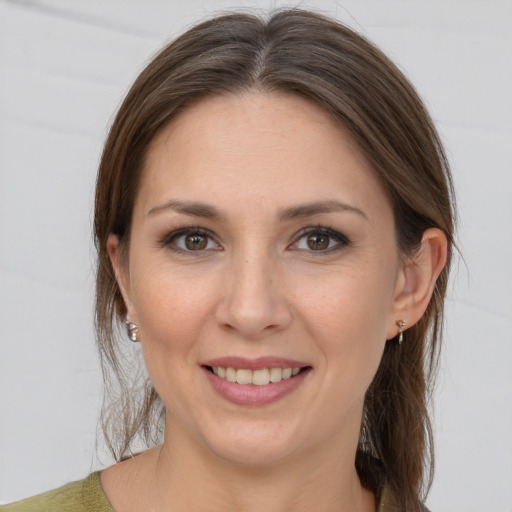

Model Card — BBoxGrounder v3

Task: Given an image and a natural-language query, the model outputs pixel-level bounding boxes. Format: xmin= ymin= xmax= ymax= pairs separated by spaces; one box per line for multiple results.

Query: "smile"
xmin=210 ymin=366 xmax=301 ymax=385
xmin=202 ymin=358 xmax=311 ymax=406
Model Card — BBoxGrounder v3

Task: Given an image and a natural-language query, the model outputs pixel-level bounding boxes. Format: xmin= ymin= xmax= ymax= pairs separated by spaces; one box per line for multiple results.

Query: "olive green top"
xmin=0 ymin=473 xmax=113 ymax=512
xmin=1 ymin=472 xmax=392 ymax=511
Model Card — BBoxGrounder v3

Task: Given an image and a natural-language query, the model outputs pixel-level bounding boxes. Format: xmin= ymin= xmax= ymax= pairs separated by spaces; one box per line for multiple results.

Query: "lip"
xmin=201 ymin=358 xmax=312 ymax=406
xmin=202 ymin=356 xmax=310 ymax=370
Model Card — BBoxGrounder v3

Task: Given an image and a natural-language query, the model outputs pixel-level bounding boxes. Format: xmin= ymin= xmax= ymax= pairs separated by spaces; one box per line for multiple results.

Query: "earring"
xmin=125 ymin=319 xmax=139 ymax=342
xmin=396 ymin=320 xmax=406 ymax=345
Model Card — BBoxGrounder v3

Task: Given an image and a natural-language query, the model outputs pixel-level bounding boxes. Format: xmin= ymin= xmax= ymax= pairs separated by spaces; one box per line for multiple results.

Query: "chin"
xmin=226 ymin=419 xmax=338 ymax=471
xmin=188 ymin=415 xmax=304 ymax=468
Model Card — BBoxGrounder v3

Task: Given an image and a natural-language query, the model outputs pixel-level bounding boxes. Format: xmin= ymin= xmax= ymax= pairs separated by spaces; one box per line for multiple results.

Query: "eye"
xmin=161 ymin=228 xmax=221 ymax=253
xmin=290 ymin=227 xmax=349 ymax=253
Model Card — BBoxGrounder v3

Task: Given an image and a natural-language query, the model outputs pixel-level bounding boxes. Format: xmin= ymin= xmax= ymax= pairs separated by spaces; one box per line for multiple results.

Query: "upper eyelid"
xmin=291 ymin=226 xmax=349 ymax=243
xmin=288 ymin=227 xmax=350 ymax=254
xmin=160 ymin=225 xmax=349 ymax=249
xmin=161 ymin=227 xmax=219 ymax=246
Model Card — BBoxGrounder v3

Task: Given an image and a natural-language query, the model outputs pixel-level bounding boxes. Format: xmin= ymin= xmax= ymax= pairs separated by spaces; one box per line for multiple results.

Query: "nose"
xmin=215 ymin=252 xmax=293 ymax=340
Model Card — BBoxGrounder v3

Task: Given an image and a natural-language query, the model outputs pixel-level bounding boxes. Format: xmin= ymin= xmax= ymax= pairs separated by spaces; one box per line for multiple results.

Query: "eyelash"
xmin=289 ymin=226 xmax=350 ymax=254
xmin=159 ymin=227 xmax=220 ymax=255
xmin=159 ymin=225 xmax=350 ymax=255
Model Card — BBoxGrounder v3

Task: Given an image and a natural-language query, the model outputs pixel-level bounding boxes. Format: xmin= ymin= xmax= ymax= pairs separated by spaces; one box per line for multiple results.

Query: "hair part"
xmin=94 ymin=9 xmax=455 ymax=510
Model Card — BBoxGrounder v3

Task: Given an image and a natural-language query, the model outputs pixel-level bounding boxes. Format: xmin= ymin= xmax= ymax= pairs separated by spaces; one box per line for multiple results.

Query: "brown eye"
xmin=307 ymin=233 xmax=330 ymax=250
xmin=290 ymin=227 xmax=349 ymax=254
xmin=185 ymin=234 xmax=208 ymax=250
xmin=162 ymin=228 xmax=220 ymax=253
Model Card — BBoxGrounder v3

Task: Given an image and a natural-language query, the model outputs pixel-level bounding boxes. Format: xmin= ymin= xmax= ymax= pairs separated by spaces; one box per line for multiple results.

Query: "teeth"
xmin=269 ymin=368 xmax=282 ymax=383
xmin=236 ymin=369 xmax=252 ymax=385
xmin=252 ymin=368 xmax=270 ymax=385
xmin=212 ymin=366 xmax=302 ymax=385
xmin=226 ymin=367 xmax=237 ymax=383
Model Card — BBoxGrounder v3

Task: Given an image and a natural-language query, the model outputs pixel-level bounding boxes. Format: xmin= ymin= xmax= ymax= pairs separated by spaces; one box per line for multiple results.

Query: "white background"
xmin=0 ymin=0 xmax=511 ymax=510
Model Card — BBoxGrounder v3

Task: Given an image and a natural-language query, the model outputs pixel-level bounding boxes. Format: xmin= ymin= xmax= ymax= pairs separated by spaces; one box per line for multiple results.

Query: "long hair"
xmin=94 ymin=9 xmax=455 ymax=510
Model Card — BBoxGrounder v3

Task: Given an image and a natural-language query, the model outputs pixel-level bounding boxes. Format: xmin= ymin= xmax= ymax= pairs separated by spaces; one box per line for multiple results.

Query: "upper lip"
xmin=202 ymin=356 xmax=310 ymax=370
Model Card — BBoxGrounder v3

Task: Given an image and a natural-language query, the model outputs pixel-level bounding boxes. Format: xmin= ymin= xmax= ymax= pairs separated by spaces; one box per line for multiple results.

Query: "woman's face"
xmin=112 ymin=92 xmax=406 ymax=465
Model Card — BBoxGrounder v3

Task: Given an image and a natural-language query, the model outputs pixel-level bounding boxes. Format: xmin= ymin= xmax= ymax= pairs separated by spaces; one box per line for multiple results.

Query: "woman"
xmin=1 ymin=8 xmax=454 ymax=512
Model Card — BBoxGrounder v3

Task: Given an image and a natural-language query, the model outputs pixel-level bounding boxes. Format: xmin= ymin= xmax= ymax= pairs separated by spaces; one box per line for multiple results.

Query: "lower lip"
xmin=202 ymin=367 xmax=310 ymax=406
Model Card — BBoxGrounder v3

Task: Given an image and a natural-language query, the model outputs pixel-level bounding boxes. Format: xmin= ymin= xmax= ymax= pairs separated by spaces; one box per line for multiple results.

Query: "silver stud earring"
xmin=125 ymin=319 xmax=139 ymax=342
xmin=396 ymin=320 xmax=406 ymax=345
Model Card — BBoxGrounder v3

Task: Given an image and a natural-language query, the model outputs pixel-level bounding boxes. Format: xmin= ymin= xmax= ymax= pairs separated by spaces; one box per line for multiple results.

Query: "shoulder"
xmin=0 ymin=472 xmax=114 ymax=512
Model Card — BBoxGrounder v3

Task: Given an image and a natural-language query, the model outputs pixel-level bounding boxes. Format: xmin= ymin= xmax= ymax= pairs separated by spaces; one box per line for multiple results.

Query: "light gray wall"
xmin=1 ymin=1 xmax=511 ymax=510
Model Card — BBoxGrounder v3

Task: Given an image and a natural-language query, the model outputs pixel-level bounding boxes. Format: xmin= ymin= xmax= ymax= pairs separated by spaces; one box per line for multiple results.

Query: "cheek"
xmin=296 ymin=266 xmax=394 ymax=339
xmin=128 ymin=268 xmax=219 ymax=398
xmin=132 ymin=262 xmax=215 ymax=338
xmin=131 ymin=273 xmax=213 ymax=409
xmin=295 ymin=268 xmax=392 ymax=384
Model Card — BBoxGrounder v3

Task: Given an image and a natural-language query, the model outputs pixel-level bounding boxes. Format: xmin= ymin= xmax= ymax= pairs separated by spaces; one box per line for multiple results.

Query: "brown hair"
xmin=94 ymin=9 xmax=455 ymax=511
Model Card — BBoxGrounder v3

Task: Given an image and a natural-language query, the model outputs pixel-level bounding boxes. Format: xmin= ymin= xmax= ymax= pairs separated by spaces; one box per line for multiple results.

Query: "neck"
xmin=140 ymin=418 xmax=375 ymax=512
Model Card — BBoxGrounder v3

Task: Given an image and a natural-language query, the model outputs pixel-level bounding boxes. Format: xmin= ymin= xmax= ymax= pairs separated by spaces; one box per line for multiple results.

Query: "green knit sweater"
xmin=0 ymin=472 xmax=113 ymax=512
xmin=1 ymin=472 xmax=393 ymax=511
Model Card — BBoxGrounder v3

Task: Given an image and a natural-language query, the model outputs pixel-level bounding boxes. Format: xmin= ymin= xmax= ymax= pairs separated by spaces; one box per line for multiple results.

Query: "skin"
xmin=104 ymin=92 xmax=447 ymax=512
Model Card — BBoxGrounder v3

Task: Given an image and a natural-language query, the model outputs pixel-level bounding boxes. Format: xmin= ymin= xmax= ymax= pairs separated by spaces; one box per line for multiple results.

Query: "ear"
xmin=107 ymin=233 xmax=136 ymax=321
xmin=386 ymin=228 xmax=448 ymax=339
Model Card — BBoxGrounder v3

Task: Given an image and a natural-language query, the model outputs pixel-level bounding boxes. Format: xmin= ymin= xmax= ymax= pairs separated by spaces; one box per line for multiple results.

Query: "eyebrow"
xmin=147 ymin=199 xmax=366 ymax=221
xmin=279 ymin=200 xmax=367 ymax=221
xmin=147 ymin=200 xmax=225 ymax=219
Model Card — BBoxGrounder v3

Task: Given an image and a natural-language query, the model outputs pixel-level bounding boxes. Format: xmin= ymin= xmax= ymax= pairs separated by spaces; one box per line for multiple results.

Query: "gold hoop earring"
xmin=396 ymin=320 xmax=406 ymax=345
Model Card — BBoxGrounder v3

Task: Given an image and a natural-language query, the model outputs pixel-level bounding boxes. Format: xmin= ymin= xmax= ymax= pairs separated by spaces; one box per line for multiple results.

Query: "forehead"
xmin=137 ymin=92 xmax=392 ymax=222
